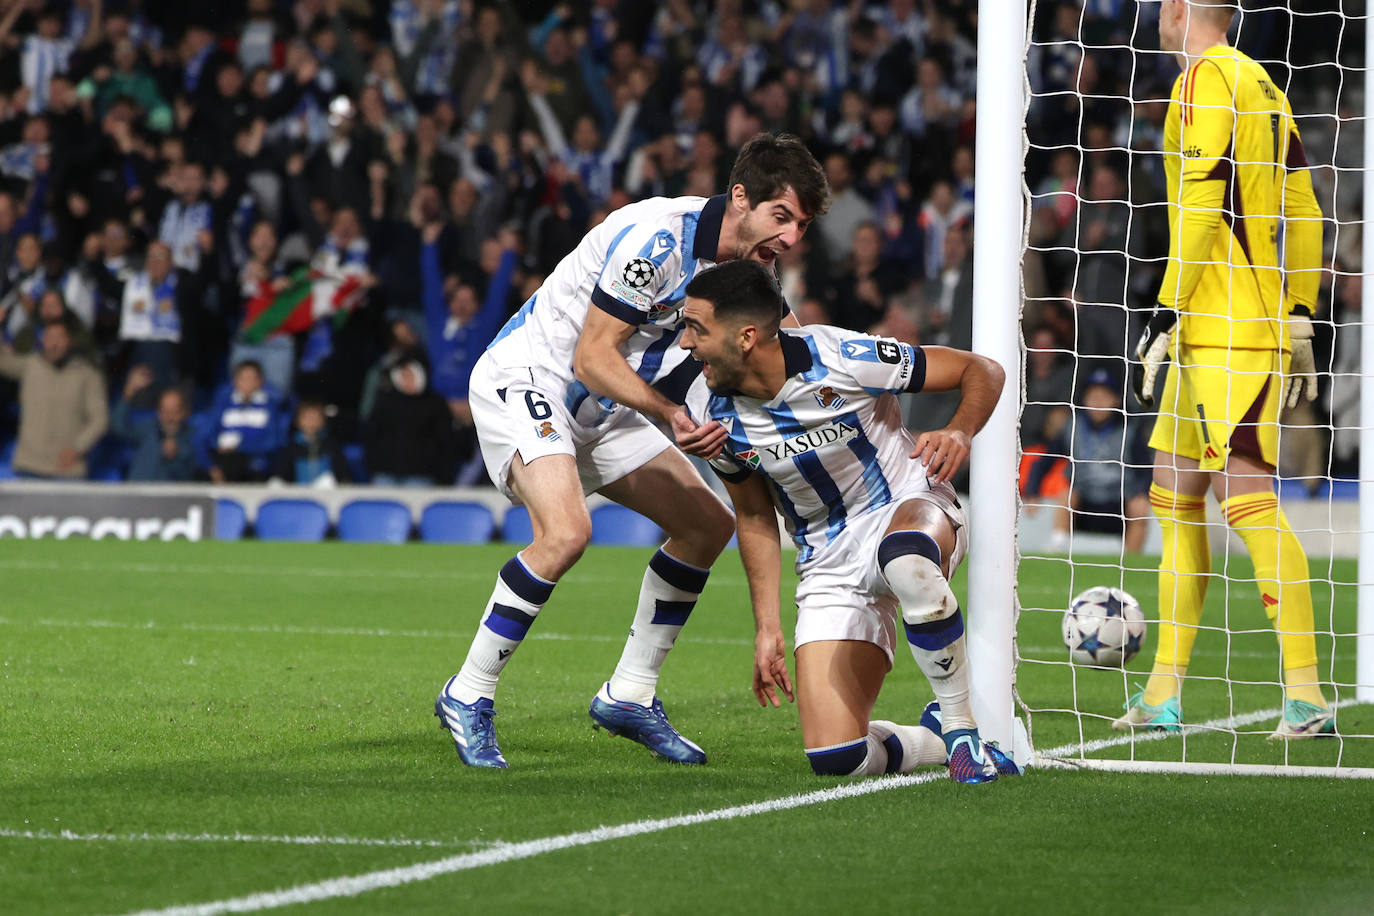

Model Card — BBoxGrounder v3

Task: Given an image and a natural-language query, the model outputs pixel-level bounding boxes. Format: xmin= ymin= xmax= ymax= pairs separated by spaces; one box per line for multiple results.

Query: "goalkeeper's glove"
xmin=1130 ymin=306 xmax=1177 ymax=408
xmin=1284 ymin=304 xmax=1318 ymax=409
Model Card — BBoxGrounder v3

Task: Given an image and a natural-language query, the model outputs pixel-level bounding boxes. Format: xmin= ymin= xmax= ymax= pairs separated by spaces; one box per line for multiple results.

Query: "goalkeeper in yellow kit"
xmin=1117 ymin=0 xmax=1333 ymax=738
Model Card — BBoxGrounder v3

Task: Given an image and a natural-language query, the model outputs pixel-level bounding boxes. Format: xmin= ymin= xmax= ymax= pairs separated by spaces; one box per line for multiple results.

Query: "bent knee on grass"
xmin=795 ymin=640 xmax=890 ymax=749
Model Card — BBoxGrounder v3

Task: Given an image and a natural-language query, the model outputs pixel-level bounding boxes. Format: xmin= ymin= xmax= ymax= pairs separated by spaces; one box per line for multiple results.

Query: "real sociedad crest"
xmin=814 ymin=385 xmax=847 ymax=410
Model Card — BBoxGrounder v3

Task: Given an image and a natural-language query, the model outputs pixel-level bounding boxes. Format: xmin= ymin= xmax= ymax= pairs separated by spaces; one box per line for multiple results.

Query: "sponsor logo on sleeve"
xmin=622 ymin=257 xmax=656 ymax=289
xmin=609 ymin=279 xmax=653 ymax=306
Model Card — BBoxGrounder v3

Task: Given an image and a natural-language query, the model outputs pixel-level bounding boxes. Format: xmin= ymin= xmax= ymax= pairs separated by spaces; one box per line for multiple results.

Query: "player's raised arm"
xmin=910 ymin=346 xmax=1005 ymax=483
xmin=722 ymin=471 xmax=792 ymax=708
xmin=573 ymin=306 xmax=727 ymax=459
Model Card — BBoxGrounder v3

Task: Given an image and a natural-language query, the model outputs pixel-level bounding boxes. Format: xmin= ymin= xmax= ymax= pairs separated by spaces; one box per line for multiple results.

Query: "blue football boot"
xmin=435 ymin=676 xmax=508 ymax=768
xmin=945 ymin=730 xmax=998 ymax=784
xmin=922 ymin=701 xmax=1020 ymax=777
xmin=588 ymin=683 xmax=707 ymax=765
xmin=1112 ymin=688 xmax=1183 ymax=733
xmin=1269 ymin=699 xmax=1336 ymax=740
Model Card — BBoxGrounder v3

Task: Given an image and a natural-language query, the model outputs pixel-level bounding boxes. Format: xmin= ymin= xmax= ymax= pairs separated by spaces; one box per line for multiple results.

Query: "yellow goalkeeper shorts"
xmin=1147 ymin=345 xmax=1286 ymax=472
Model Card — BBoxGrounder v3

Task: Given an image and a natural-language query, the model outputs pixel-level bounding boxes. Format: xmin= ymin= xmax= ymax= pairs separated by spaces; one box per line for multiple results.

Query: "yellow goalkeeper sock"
xmin=1143 ymin=484 xmax=1210 ymax=706
xmin=1220 ymin=491 xmax=1327 ymax=708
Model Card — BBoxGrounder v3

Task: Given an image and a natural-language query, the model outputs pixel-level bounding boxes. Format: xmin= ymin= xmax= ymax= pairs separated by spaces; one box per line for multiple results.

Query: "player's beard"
xmin=733 ymin=210 xmax=781 ymax=267
xmin=701 ymin=350 xmax=744 ymax=392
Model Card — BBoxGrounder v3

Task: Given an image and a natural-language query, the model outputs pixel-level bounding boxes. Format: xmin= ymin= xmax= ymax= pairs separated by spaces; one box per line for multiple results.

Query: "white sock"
xmin=879 ymin=531 xmax=976 ymax=734
xmin=869 ymin=719 xmax=948 ymax=772
xmin=450 ymin=553 xmax=555 ymax=703
xmin=607 ymin=548 xmax=709 ymax=706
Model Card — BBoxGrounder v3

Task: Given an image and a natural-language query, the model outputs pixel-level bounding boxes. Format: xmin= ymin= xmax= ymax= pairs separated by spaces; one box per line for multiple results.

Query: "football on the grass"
xmin=1062 ymin=586 xmax=1146 ymax=667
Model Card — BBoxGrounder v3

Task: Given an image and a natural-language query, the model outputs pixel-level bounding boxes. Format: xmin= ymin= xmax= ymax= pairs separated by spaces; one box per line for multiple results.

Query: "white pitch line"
xmin=111 ymin=772 xmax=947 ymax=916
xmin=1036 ymin=696 xmax=1366 ymax=759
xmin=0 ymin=828 xmax=483 ymax=850
xmin=83 ymin=696 xmax=1374 ymax=916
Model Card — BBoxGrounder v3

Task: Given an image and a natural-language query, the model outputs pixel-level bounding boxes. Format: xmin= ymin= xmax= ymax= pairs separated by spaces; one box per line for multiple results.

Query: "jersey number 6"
xmin=525 ymin=391 xmax=553 ymax=420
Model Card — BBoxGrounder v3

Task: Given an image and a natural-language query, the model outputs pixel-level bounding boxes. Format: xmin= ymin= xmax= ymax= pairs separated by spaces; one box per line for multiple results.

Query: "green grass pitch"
xmin=2 ymin=538 xmax=1372 ymax=915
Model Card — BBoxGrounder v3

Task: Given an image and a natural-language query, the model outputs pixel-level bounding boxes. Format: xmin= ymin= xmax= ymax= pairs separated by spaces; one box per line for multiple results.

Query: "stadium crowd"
xmin=0 ymin=0 xmax=1354 ymax=491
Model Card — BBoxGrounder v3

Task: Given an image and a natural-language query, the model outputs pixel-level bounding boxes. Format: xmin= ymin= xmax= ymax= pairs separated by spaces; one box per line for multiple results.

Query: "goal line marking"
xmin=1037 ymin=696 xmax=1365 ymax=759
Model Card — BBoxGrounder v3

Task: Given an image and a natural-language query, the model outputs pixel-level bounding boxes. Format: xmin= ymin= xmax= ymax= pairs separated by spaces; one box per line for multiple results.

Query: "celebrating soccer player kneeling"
xmin=682 ymin=260 xmax=1018 ymax=783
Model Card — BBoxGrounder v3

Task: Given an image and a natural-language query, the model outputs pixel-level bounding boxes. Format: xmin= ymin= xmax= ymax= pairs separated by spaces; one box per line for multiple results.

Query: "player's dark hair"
xmin=727 ymin=133 xmax=830 ymax=218
xmin=685 ymin=261 xmax=784 ymax=334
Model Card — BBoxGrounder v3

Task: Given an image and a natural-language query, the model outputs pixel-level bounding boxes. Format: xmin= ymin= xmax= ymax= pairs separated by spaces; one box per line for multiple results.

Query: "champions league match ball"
xmin=1062 ymin=586 xmax=1147 ymax=668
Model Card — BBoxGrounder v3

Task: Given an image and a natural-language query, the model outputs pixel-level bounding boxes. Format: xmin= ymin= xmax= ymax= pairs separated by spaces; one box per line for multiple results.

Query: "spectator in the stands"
xmin=828 ymin=221 xmax=907 ymax=333
xmin=198 ymin=359 xmax=287 ymax=483
xmin=0 ymin=321 xmax=108 ymax=479
xmin=1026 ymin=369 xmax=1152 ymax=554
xmin=359 ymin=316 xmax=422 ymax=423
xmin=1022 ymin=324 xmax=1076 ymax=450
xmin=1 ymin=233 xmax=44 ymax=342
xmin=815 ymin=151 xmax=874 ymax=268
xmin=119 ymin=241 xmax=195 ymax=392
xmin=229 ymin=220 xmax=293 ymax=394
xmin=272 ymin=400 xmax=352 ymax=486
xmin=158 ymin=160 xmax=214 ymax=272
xmin=14 ymin=288 xmax=100 ymax=367
xmin=111 ymin=364 xmax=197 ymax=482
xmin=917 ymin=179 xmax=972 ymax=281
xmin=364 ymin=354 xmax=457 ymax=487
xmin=304 ymin=95 xmax=372 ymax=216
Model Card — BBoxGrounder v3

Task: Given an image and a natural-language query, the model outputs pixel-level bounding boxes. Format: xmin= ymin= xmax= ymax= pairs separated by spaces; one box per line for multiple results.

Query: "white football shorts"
xmin=792 ymin=482 xmax=968 ymax=663
xmin=469 ymin=352 xmax=673 ymax=502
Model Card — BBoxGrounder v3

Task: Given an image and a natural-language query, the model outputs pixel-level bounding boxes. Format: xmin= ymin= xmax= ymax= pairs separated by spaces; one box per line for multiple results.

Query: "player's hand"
xmin=1131 ymin=306 xmax=1177 ymax=408
xmin=911 ymin=428 xmax=970 ymax=482
xmin=1285 ymin=306 xmax=1318 ymax=408
xmin=669 ymin=406 xmax=727 ymax=459
xmin=752 ymin=629 xmax=794 ymax=707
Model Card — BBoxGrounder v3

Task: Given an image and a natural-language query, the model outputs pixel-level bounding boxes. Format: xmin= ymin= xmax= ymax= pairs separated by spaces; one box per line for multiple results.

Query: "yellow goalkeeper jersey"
xmin=1158 ymin=44 xmax=1323 ymax=352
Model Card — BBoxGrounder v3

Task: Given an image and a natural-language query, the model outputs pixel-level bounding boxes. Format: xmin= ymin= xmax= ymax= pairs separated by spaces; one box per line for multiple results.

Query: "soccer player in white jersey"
xmin=435 ymin=135 xmax=830 ymax=768
xmin=680 ymin=260 xmax=1017 ymax=782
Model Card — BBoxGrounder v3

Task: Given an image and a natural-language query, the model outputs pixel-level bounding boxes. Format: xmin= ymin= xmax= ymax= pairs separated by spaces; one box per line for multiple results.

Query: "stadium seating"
xmin=215 ymin=499 xmax=248 ymax=541
xmin=419 ymin=502 xmax=497 ymax=544
xmin=254 ymin=498 xmax=330 ymax=542
xmin=501 ymin=505 xmax=534 ymax=544
xmin=337 ymin=499 xmax=413 ymax=544
xmin=590 ymin=504 xmax=663 ymax=547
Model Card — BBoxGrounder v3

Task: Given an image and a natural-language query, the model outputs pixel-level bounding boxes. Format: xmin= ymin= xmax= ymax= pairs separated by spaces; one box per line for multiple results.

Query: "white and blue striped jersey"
xmin=686 ymin=325 xmax=929 ymax=567
xmin=487 ymin=194 xmax=735 ymax=427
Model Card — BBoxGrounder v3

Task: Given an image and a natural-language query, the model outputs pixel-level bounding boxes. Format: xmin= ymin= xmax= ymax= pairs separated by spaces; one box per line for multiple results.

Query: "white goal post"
xmin=968 ymin=0 xmax=1373 ymax=776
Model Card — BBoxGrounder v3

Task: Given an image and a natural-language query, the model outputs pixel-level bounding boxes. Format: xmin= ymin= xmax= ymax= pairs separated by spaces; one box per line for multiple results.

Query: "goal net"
xmin=1010 ymin=0 xmax=1373 ymax=776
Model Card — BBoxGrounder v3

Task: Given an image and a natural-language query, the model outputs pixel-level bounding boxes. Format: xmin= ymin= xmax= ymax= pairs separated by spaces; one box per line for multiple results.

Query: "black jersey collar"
xmin=692 ymin=195 xmax=728 ymax=262
xmin=779 ymin=330 xmax=813 ymax=377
